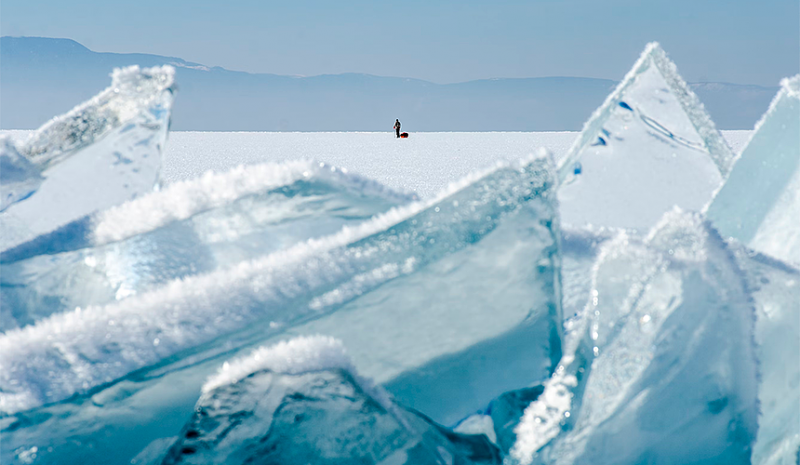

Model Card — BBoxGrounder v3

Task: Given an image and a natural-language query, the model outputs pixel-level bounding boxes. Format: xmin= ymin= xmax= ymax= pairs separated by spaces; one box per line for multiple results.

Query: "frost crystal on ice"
xmin=159 ymin=336 xmax=501 ymax=465
xmin=0 ymin=65 xmax=175 ymax=251
xmin=557 ymin=43 xmax=733 ymax=230
xmin=0 ymin=160 xmax=411 ymax=331
xmin=512 ymin=210 xmax=759 ymax=465
xmin=706 ymin=75 xmax=800 ymax=265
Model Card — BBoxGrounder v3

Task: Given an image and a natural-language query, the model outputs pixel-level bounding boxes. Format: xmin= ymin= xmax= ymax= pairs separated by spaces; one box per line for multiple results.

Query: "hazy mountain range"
xmin=1 ymin=37 xmax=779 ymax=131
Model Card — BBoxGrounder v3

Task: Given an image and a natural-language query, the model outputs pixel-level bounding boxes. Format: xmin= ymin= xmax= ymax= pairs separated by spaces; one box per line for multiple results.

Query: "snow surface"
xmin=1 ymin=129 xmax=752 ymax=200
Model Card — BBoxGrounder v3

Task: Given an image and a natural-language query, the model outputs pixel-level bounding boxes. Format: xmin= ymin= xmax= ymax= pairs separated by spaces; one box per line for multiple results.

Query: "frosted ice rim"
xmin=20 ymin=65 xmax=176 ymax=169
xmin=94 ymin=159 xmax=415 ymax=244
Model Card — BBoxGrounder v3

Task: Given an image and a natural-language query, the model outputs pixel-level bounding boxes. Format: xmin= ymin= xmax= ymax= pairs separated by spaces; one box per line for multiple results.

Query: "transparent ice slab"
xmin=706 ymin=75 xmax=800 ymax=265
xmin=0 ymin=65 xmax=175 ymax=251
xmin=557 ymin=43 xmax=733 ymax=231
xmin=0 ymin=160 xmax=412 ymax=331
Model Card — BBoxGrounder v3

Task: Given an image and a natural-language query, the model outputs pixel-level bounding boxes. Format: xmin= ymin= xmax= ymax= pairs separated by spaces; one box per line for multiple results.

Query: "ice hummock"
xmin=156 ymin=335 xmax=500 ymax=465
xmin=0 ymin=65 xmax=175 ymax=251
xmin=0 ymin=160 xmax=412 ymax=331
xmin=0 ymin=151 xmax=561 ymax=438
xmin=557 ymin=43 xmax=732 ymax=230
xmin=511 ymin=210 xmax=759 ymax=465
xmin=706 ymin=75 xmax=800 ymax=265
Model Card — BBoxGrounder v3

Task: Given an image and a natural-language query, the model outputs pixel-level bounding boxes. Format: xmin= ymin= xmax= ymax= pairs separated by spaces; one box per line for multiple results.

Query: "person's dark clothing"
xmin=394 ymin=120 xmax=401 ymax=138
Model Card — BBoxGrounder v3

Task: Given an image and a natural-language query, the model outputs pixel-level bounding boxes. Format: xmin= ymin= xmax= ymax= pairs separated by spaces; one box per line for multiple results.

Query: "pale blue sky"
xmin=2 ymin=0 xmax=798 ymax=86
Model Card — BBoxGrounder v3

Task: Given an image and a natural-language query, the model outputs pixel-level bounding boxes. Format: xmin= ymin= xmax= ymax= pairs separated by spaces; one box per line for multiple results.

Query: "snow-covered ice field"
xmin=1 ymin=130 xmax=753 ymax=198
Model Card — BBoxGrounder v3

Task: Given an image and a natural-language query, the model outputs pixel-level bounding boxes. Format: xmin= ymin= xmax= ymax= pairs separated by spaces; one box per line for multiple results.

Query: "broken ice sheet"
xmin=0 ymin=65 xmax=175 ymax=251
xmin=557 ymin=43 xmax=733 ymax=231
xmin=512 ymin=210 xmax=759 ymax=465
xmin=706 ymin=75 xmax=800 ymax=265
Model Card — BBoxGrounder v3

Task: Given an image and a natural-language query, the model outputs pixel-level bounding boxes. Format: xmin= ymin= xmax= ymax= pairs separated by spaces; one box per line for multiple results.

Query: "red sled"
xmin=400 ymin=132 xmax=409 ymax=138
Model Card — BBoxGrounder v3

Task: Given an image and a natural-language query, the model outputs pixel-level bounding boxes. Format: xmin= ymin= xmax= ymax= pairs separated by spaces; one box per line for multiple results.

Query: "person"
xmin=394 ymin=119 xmax=401 ymax=138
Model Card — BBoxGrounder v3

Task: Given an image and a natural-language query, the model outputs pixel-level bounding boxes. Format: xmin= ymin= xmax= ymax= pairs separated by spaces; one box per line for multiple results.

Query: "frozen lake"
xmin=1 ymin=130 xmax=753 ymax=198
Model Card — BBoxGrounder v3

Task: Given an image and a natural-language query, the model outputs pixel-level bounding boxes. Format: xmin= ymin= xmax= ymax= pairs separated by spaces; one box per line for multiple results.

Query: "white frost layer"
xmin=0 ymin=154 xmax=539 ymax=415
xmin=203 ymin=335 xmax=352 ymax=393
xmin=94 ymin=159 xmax=413 ymax=244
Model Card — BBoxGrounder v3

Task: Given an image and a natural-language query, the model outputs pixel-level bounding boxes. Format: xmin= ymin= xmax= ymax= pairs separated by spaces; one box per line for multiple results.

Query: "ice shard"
xmin=159 ymin=336 xmax=501 ymax=465
xmin=732 ymin=247 xmax=800 ymax=465
xmin=0 ymin=153 xmax=561 ymax=464
xmin=706 ymin=75 xmax=800 ymax=265
xmin=0 ymin=65 xmax=175 ymax=251
xmin=512 ymin=210 xmax=759 ymax=465
xmin=0 ymin=160 xmax=412 ymax=331
xmin=557 ymin=43 xmax=733 ymax=230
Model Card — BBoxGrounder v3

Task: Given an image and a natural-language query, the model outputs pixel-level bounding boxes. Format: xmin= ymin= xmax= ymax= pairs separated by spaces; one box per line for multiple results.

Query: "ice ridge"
xmin=0 ymin=152 xmax=558 ymax=415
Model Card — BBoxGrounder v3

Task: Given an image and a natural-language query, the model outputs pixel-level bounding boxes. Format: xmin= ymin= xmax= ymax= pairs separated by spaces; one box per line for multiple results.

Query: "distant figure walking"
xmin=394 ymin=119 xmax=401 ymax=138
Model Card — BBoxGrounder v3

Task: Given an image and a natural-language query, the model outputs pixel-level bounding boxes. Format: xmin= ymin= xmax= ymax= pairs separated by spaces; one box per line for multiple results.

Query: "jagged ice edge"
xmin=19 ymin=65 xmax=176 ymax=169
xmin=557 ymin=42 xmax=735 ymax=181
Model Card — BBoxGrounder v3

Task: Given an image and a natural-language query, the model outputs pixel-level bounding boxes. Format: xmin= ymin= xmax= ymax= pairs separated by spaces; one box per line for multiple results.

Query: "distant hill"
xmin=0 ymin=37 xmax=779 ymax=131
